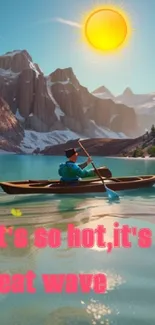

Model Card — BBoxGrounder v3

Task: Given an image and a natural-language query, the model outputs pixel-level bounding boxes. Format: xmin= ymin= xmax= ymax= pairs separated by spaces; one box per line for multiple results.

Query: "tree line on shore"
xmin=123 ymin=125 xmax=155 ymax=158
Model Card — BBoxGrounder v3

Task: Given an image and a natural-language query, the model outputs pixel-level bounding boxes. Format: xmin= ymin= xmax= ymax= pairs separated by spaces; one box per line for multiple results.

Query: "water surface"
xmin=0 ymin=155 xmax=155 ymax=325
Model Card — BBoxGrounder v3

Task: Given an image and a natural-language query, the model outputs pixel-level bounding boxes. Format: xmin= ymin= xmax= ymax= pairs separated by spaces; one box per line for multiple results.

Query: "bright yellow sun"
xmin=82 ymin=5 xmax=131 ymax=53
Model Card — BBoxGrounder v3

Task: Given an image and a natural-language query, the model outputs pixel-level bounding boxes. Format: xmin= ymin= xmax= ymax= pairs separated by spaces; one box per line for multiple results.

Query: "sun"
xmin=82 ymin=5 xmax=132 ymax=53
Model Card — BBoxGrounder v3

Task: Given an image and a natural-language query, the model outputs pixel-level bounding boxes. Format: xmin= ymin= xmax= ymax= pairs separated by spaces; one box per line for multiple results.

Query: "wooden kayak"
xmin=0 ymin=175 xmax=155 ymax=195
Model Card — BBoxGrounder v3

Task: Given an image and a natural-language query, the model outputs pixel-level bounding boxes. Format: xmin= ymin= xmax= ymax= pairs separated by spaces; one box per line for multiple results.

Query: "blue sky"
xmin=0 ymin=0 xmax=155 ymax=95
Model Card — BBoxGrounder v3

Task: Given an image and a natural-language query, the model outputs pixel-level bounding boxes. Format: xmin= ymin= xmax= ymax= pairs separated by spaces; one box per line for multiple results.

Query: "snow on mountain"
xmin=54 ymin=107 xmax=65 ymax=121
xmin=3 ymin=50 xmax=22 ymax=57
xmin=110 ymin=114 xmax=119 ymax=124
xmin=46 ymin=76 xmax=65 ymax=121
xmin=46 ymin=77 xmax=59 ymax=106
xmin=89 ymin=120 xmax=127 ymax=139
xmin=20 ymin=123 xmax=127 ymax=154
xmin=49 ymin=78 xmax=70 ymax=86
xmin=29 ymin=60 xmax=40 ymax=78
xmin=0 ymin=68 xmax=19 ymax=78
xmin=15 ymin=108 xmax=25 ymax=122
xmin=20 ymin=130 xmax=82 ymax=153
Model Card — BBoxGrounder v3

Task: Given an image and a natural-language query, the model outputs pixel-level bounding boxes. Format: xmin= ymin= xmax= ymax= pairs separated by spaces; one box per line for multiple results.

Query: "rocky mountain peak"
xmin=93 ymin=85 xmax=111 ymax=94
xmin=0 ymin=50 xmax=40 ymax=76
xmin=49 ymin=67 xmax=80 ymax=89
xmin=122 ymin=87 xmax=133 ymax=97
xmin=4 ymin=49 xmax=32 ymax=60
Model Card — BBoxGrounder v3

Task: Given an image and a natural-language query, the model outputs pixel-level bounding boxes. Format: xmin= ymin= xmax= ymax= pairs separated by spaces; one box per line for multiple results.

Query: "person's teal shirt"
xmin=58 ymin=161 xmax=94 ymax=182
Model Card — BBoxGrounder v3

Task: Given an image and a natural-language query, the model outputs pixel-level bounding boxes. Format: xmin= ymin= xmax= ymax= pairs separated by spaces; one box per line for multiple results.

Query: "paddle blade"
xmin=104 ymin=185 xmax=120 ymax=200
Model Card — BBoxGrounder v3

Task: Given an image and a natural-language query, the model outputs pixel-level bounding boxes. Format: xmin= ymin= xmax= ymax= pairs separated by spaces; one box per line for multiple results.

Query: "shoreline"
xmin=0 ymin=152 xmax=154 ymax=159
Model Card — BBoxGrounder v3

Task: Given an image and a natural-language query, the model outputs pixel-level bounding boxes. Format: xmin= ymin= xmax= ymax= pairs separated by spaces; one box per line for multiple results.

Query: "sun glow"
xmin=81 ymin=4 xmax=132 ymax=53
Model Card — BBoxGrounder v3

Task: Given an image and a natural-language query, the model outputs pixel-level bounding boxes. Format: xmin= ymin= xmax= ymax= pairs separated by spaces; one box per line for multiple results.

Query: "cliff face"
xmin=0 ymin=49 xmax=139 ymax=153
xmin=48 ymin=68 xmax=138 ymax=137
xmin=85 ymin=97 xmax=137 ymax=136
xmin=0 ymin=50 xmax=57 ymax=134
xmin=0 ymin=96 xmax=24 ymax=152
xmin=0 ymin=50 xmax=138 ymax=135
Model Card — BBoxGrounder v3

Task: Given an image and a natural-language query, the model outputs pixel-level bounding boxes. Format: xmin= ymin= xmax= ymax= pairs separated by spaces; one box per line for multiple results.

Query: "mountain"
xmin=116 ymin=88 xmax=155 ymax=132
xmin=93 ymin=86 xmax=155 ymax=114
xmin=0 ymin=50 xmax=138 ymax=153
xmin=93 ymin=86 xmax=155 ymax=134
xmin=116 ymin=87 xmax=155 ymax=114
xmin=92 ymin=86 xmax=115 ymax=100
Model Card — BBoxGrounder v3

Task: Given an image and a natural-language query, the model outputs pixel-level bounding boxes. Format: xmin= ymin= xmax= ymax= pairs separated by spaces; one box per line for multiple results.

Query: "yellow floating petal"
xmin=11 ymin=208 xmax=22 ymax=217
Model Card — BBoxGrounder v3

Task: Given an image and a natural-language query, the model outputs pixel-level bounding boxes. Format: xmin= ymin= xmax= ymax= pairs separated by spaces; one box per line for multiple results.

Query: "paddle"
xmin=78 ymin=140 xmax=119 ymax=200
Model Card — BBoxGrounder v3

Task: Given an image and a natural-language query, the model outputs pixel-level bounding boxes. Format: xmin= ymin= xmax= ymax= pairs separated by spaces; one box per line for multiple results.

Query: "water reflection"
xmin=1 ymin=191 xmax=155 ymax=229
xmin=46 ymin=304 xmax=111 ymax=325
xmin=0 ymin=186 xmax=155 ymax=227
xmin=0 ymin=305 xmax=46 ymax=325
xmin=43 ymin=264 xmax=125 ymax=325
xmin=0 ymin=184 xmax=155 ymax=324
xmin=46 ymin=306 xmax=92 ymax=325
xmin=0 ymin=212 xmax=126 ymax=325
xmin=85 ymin=300 xmax=111 ymax=324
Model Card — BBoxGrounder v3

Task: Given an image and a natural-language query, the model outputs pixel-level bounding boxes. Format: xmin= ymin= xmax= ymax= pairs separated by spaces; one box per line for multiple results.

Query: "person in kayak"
xmin=58 ymin=148 xmax=96 ymax=183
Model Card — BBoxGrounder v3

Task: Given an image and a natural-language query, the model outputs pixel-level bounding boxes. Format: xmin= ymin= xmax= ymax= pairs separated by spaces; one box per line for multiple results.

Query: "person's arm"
xmin=78 ymin=161 xmax=88 ymax=169
xmin=78 ymin=157 xmax=92 ymax=169
xmin=74 ymin=164 xmax=95 ymax=178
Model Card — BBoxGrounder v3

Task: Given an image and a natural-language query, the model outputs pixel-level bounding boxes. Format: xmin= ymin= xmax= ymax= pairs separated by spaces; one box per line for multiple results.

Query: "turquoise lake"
xmin=0 ymin=154 xmax=155 ymax=325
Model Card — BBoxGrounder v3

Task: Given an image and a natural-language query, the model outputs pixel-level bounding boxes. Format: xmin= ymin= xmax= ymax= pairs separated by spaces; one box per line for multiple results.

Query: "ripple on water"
xmin=0 ymin=185 xmax=155 ymax=325
xmin=0 ymin=187 xmax=155 ymax=226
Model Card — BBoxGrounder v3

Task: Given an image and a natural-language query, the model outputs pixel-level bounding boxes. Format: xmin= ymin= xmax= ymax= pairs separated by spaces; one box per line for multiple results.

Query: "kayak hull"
xmin=0 ymin=175 xmax=155 ymax=195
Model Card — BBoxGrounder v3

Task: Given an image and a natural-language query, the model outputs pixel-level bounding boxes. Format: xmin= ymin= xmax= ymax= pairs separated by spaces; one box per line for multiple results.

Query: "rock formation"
xmin=49 ymin=68 xmax=138 ymax=137
xmin=0 ymin=96 xmax=23 ymax=152
xmin=0 ymin=49 xmax=140 ymax=153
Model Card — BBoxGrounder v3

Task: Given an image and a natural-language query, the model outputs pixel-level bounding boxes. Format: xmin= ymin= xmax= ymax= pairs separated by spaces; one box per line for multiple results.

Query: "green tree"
xmin=132 ymin=147 xmax=143 ymax=157
xmin=151 ymin=124 xmax=155 ymax=137
xmin=147 ymin=146 xmax=155 ymax=157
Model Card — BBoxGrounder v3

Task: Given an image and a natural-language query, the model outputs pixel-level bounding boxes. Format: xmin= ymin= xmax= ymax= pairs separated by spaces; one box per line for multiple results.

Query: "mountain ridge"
xmin=0 ymin=49 xmax=142 ymax=154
